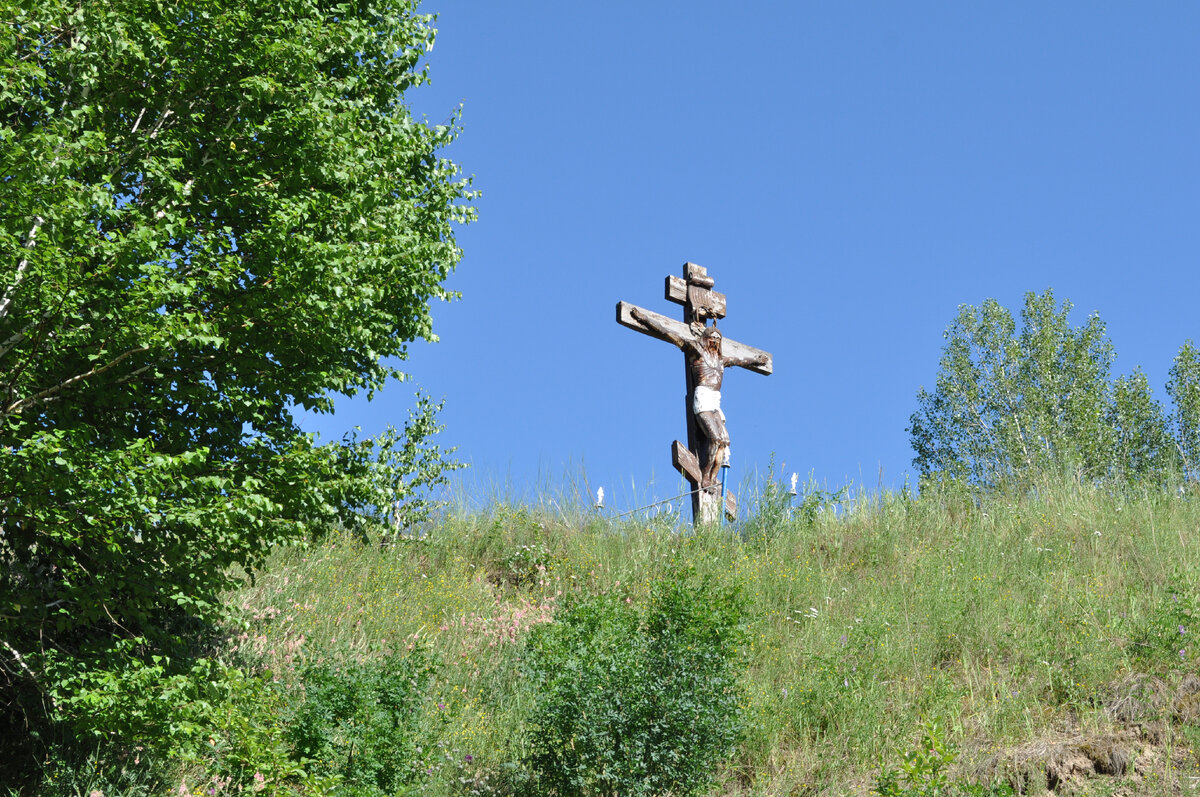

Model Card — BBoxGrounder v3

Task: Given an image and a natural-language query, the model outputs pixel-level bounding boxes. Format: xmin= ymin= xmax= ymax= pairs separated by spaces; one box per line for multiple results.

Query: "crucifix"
xmin=616 ymin=262 xmax=773 ymax=524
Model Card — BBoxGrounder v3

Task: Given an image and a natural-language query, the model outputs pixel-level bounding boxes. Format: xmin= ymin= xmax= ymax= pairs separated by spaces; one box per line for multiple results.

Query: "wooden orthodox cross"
xmin=616 ymin=262 xmax=773 ymax=524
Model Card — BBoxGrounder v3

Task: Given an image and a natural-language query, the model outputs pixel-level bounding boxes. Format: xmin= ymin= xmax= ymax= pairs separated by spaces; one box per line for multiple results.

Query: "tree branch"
xmin=0 ymin=216 xmax=45 ymax=321
xmin=2 ymin=345 xmax=151 ymax=419
xmin=0 ymin=318 xmax=37 ymax=361
xmin=129 ymin=105 xmax=148 ymax=134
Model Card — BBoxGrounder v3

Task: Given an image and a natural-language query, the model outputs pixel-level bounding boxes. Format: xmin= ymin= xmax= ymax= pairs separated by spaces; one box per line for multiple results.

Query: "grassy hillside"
xmin=209 ymin=480 xmax=1200 ymax=796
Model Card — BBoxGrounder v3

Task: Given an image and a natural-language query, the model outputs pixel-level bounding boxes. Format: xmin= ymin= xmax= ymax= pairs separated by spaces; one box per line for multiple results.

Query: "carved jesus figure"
xmin=629 ymin=307 xmax=768 ymax=489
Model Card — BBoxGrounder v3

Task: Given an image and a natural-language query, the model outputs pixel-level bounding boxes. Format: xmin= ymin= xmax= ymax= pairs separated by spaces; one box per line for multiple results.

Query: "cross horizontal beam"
xmin=615 ymin=301 xmax=773 ymax=376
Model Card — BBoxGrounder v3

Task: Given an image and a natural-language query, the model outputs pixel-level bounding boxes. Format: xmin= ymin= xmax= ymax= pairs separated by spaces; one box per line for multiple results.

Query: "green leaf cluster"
xmin=524 ymin=570 xmax=747 ymax=797
xmin=0 ymin=0 xmax=472 ymax=781
xmin=284 ymin=644 xmax=440 ymax=796
xmin=909 ymin=290 xmax=1200 ymax=489
xmin=875 ymin=718 xmax=1012 ymax=797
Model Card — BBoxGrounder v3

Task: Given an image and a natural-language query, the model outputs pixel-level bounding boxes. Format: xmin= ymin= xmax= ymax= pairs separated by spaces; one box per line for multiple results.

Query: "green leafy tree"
xmin=1108 ymin=369 xmax=1173 ymax=482
xmin=909 ymin=290 xmax=1172 ymax=488
xmin=1167 ymin=341 xmax=1200 ymax=478
xmin=0 ymin=0 xmax=472 ymax=778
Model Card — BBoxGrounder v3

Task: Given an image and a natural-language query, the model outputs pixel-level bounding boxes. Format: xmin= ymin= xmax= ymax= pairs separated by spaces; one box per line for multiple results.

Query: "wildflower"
xmin=90 ymin=791 xmax=104 ymax=797
xmin=464 ymin=754 xmax=474 ymax=762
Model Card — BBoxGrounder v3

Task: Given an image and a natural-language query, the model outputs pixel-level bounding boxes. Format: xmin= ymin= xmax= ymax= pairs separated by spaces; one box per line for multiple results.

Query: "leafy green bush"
xmin=524 ymin=569 xmax=747 ymax=797
xmin=284 ymin=644 xmax=440 ymax=797
xmin=42 ymin=641 xmax=306 ymax=794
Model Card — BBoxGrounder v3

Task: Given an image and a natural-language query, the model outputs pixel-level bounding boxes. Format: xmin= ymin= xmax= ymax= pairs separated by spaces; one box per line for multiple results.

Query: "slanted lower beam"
xmin=673 ymin=442 xmax=737 ymax=521
xmin=672 ymin=440 xmax=702 ymax=485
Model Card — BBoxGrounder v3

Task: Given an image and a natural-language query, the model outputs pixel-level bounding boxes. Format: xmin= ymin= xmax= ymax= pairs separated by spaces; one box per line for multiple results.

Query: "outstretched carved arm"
xmin=630 ymin=306 xmax=691 ymax=351
xmin=723 ymin=352 xmax=770 ymax=369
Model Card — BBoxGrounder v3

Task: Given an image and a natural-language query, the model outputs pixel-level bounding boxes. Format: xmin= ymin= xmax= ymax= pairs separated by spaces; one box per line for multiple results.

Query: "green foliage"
xmin=43 ymin=642 xmax=307 ymax=794
xmin=1131 ymin=577 xmax=1197 ymax=666
xmin=1167 ymin=341 xmax=1200 ymax=477
xmin=790 ymin=617 xmax=891 ymax=741
xmin=524 ymin=569 xmax=747 ymax=797
xmin=737 ymin=474 xmax=796 ymax=546
xmin=875 ymin=719 xmax=1012 ymax=797
xmin=218 ymin=483 xmax=1200 ymax=795
xmin=498 ymin=542 xmax=554 ymax=587
xmin=28 ymin=747 xmax=165 ymax=797
xmin=1108 ymin=369 xmax=1173 ymax=482
xmin=910 ymin=290 xmax=1178 ymax=488
xmin=47 ymin=641 xmax=239 ymax=761
xmin=285 ymin=644 xmax=440 ymax=796
xmin=738 ymin=466 xmax=846 ymax=550
xmin=0 ymin=0 xmax=471 ymax=784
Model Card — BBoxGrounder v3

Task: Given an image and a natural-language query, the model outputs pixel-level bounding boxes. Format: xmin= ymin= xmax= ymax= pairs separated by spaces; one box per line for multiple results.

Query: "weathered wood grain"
xmin=664 ymin=274 xmax=724 ymax=313
xmin=615 ymin=301 xmax=773 ymax=376
xmin=684 ymin=262 xmax=711 ymax=285
xmin=672 ymin=440 xmax=702 ymax=485
xmin=688 ymin=284 xmax=727 ymax=319
xmin=664 ymin=275 xmax=727 ymax=318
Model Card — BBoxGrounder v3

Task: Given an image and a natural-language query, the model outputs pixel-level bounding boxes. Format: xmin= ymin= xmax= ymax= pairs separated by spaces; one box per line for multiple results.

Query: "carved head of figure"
xmin=701 ymin=324 xmax=722 ymax=353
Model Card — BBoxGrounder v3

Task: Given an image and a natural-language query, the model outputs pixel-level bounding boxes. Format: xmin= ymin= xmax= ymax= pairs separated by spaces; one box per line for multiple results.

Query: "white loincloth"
xmin=693 ymin=385 xmax=723 ymax=416
xmin=693 ymin=386 xmax=731 ymax=465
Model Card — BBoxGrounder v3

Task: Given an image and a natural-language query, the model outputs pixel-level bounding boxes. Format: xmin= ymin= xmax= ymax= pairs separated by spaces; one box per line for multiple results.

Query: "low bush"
xmin=284 ymin=643 xmax=440 ymax=797
xmin=39 ymin=639 xmax=304 ymax=795
xmin=523 ymin=567 xmax=747 ymax=797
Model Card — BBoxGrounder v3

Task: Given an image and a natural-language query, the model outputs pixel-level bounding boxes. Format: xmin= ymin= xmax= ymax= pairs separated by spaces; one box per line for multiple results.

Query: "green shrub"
xmin=42 ymin=640 xmax=306 ymax=794
xmin=524 ymin=569 xmax=747 ymax=797
xmin=284 ymin=644 xmax=439 ymax=796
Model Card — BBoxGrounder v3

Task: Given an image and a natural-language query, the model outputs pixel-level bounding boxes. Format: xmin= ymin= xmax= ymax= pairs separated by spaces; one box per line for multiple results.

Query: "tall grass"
xmin=229 ymin=479 xmax=1200 ymax=795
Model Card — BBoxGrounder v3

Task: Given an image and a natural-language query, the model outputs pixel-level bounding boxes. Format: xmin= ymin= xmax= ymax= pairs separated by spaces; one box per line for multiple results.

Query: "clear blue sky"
xmin=299 ymin=3 xmax=1200 ymax=515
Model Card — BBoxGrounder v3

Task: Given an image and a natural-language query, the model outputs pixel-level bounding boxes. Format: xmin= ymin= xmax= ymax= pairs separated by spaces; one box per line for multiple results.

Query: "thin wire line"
xmin=607 ymin=487 xmax=703 ymax=518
